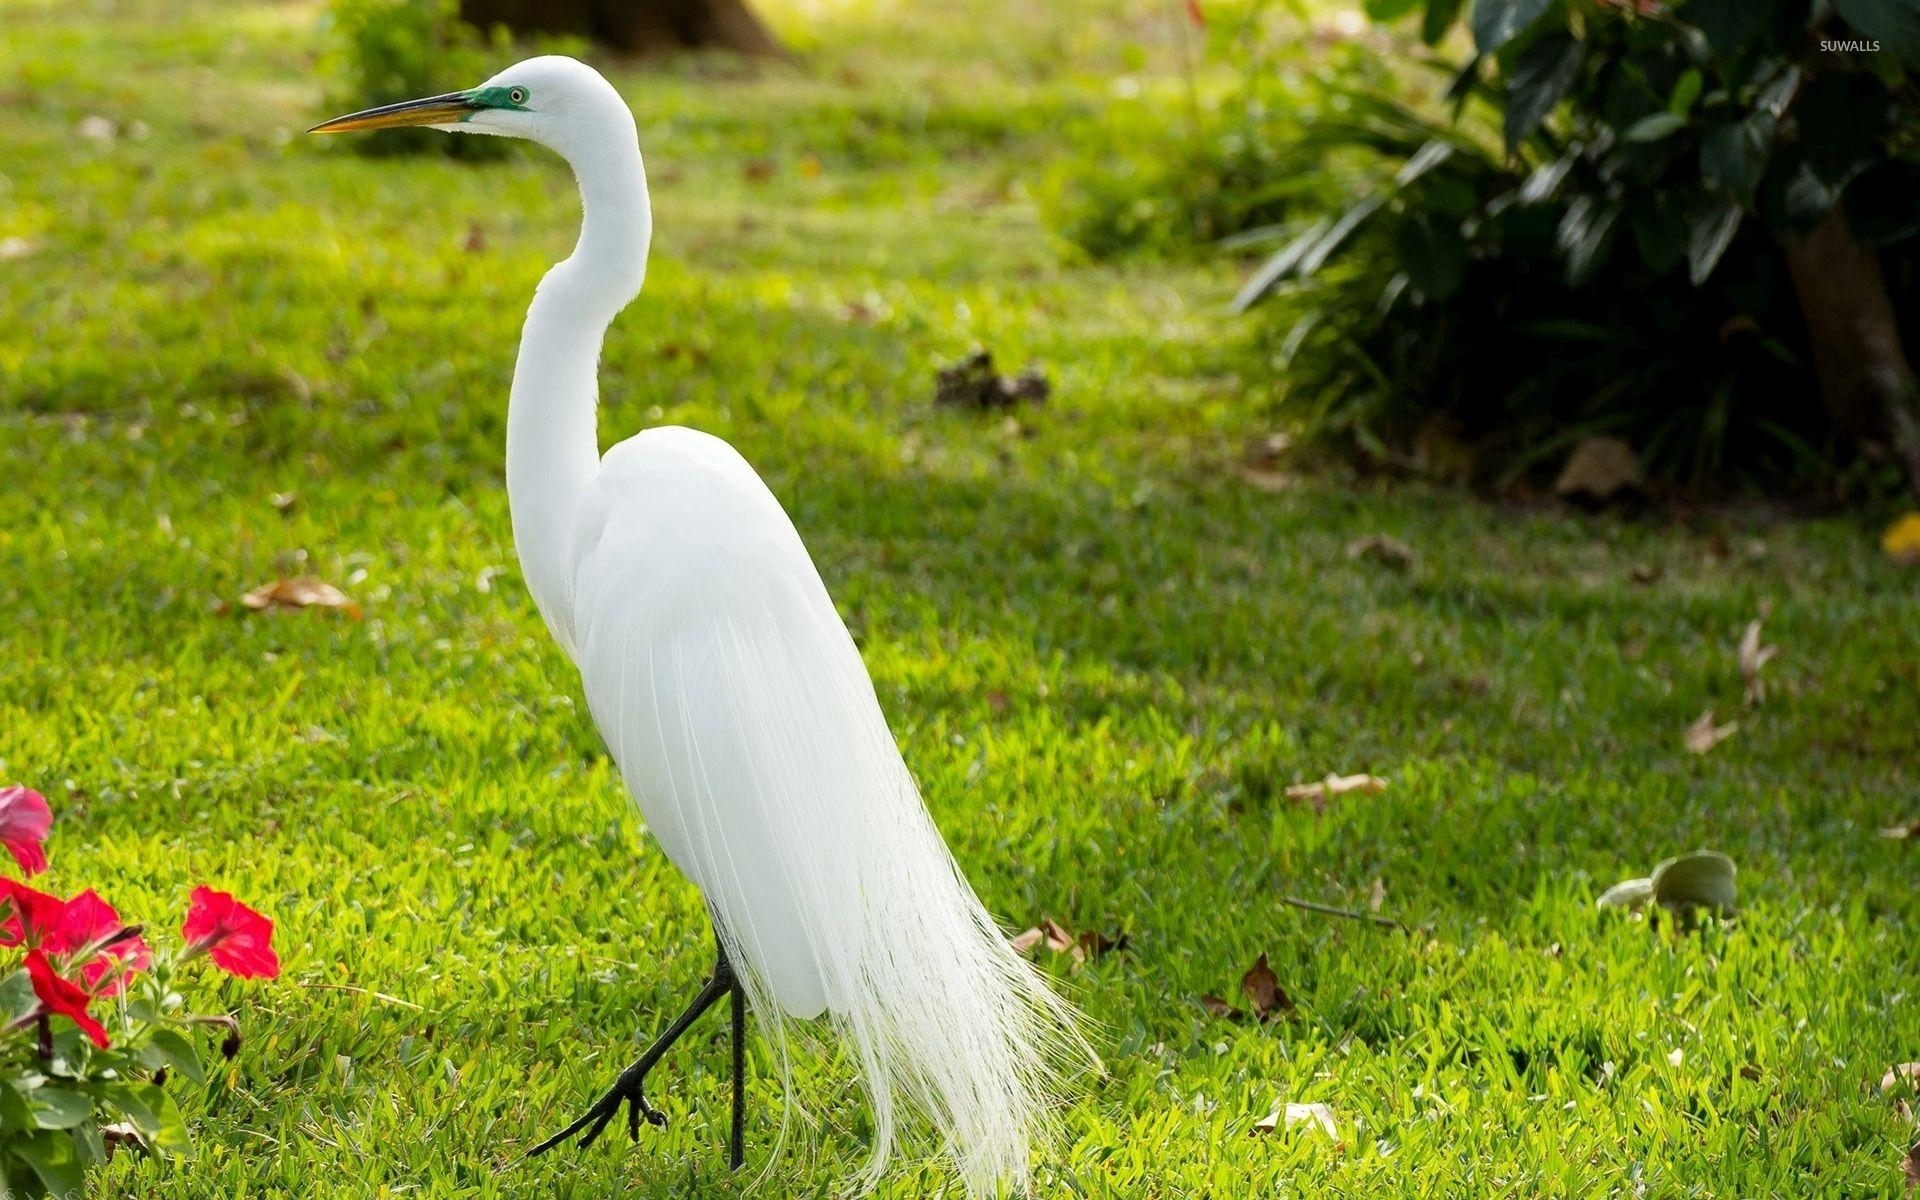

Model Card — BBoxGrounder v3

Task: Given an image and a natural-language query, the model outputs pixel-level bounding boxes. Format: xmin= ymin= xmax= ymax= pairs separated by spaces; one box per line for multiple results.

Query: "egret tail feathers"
xmin=658 ymin=602 xmax=1098 ymax=1196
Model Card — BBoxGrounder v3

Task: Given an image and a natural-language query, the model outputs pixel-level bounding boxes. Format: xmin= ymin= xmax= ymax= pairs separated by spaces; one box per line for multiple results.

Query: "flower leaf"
xmin=140 ymin=1027 xmax=207 ymax=1086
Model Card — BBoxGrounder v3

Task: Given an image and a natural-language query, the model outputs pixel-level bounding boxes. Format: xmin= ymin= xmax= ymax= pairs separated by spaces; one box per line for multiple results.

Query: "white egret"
xmin=311 ymin=56 xmax=1094 ymax=1194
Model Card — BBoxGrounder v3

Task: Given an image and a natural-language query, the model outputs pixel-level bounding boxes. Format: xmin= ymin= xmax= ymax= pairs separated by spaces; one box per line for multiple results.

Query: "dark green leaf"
xmin=0 ymin=1081 xmax=38 ymax=1133
xmin=1701 ymin=113 xmax=1776 ymax=200
xmin=0 ymin=971 xmax=38 ymax=1025
xmin=1518 ymin=154 xmax=1575 ymax=203
xmin=1504 ymin=33 xmax=1583 ymax=151
xmin=11 ymin=1132 xmax=83 ymax=1200
xmin=1687 ymin=200 xmax=1744 ymax=283
xmin=1423 ymin=0 xmax=1467 ymax=42
xmin=1624 ymin=112 xmax=1687 ymax=142
xmin=140 ymin=1027 xmax=207 ymax=1086
xmin=1556 ymin=195 xmax=1620 ymax=284
xmin=1471 ymin=0 xmax=1556 ymax=53
xmin=71 ymin=1120 xmax=106 ymax=1170
xmin=1796 ymin=73 xmax=1888 ymax=184
xmin=136 ymin=1084 xmax=191 ymax=1158
xmin=1629 ymin=191 xmax=1688 ymax=272
xmin=1834 ymin=0 xmax=1920 ymax=69
xmin=1366 ymin=0 xmax=1423 ymax=19
xmin=1669 ymin=67 xmax=1705 ymax=114
xmin=26 ymin=1087 xmax=90 ymax=1131
xmin=1397 ymin=215 xmax=1469 ymax=299
xmin=1682 ymin=0 xmax=1769 ymax=60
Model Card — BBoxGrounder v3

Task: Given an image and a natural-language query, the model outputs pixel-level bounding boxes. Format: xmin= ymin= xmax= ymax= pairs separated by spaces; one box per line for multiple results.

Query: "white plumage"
xmin=313 ymin=56 xmax=1094 ymax=1195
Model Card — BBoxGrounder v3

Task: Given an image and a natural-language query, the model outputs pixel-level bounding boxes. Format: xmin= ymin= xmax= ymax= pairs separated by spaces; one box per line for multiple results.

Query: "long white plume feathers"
xmin=571 ymin=429 xmax=1097 ymax=1196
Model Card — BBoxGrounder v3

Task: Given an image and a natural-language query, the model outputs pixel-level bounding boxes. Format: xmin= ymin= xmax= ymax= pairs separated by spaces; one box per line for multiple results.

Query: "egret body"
xmin=312 ymin=56 xmax=1092 ymax=1195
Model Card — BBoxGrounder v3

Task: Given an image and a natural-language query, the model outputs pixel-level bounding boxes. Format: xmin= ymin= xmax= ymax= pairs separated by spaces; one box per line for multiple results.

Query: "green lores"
xmin=467 ymin=84 xmax=531 ymax=114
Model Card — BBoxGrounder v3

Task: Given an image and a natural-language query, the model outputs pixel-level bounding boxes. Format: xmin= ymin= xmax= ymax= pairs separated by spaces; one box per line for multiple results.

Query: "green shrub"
xmin=1042 ymin=6 xmax=1368 ymax=259
xmin=1234 ymin=0 xmax=1920 ymax=496
xmin=318 ymin=0 xmax=511 ymax=158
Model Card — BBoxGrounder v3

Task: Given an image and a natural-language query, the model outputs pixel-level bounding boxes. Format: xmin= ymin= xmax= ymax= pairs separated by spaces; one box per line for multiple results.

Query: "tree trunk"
xmin=1781 ymin=203 xmax=1920 ymax=499
xmin=459 ymin=0 xmax=785 ymax=57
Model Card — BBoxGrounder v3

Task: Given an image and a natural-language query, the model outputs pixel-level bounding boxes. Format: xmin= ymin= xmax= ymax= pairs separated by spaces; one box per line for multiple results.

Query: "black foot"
xmin=528 ymin=1066 xmax=669 ymax=1156
xmin=525 ymin=927 xmax=742 ymax=1163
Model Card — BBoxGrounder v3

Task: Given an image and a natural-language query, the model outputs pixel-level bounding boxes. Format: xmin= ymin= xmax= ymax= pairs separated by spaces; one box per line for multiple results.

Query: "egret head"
xmin=309 ymin=56 xmax=630 ymax=157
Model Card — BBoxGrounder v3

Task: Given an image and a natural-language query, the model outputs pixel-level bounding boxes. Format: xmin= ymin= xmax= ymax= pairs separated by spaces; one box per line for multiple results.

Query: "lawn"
xmin=2 ymin=0 xmax=1918 ymax=1196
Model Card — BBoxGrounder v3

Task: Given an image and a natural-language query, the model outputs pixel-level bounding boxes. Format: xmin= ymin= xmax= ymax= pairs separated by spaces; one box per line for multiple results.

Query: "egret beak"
xmin=308 ymin=91 xmax=477 ymax=134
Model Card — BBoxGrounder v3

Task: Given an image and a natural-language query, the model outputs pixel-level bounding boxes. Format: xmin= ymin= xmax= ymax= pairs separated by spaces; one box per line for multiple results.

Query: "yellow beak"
xmin=309 ymin=91 xmax=477 ymax=134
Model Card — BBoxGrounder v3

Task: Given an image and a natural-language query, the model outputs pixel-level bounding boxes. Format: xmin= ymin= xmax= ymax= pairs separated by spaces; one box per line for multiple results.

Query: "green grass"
xmin=2 ymin=0 xmax=1919 ymax=1195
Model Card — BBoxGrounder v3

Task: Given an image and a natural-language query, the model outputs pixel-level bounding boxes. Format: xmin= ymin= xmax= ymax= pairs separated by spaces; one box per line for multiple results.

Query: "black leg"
xmin=527 ymin=940 xmax=739 ymax=1158
xmin=728 ymin=976 xmax=746 ymax=1170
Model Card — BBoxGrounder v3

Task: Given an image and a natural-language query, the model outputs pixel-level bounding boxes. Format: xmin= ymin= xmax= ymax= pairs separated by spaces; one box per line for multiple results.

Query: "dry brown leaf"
xmin=462 ymin=222 xmax=487 ymax=253
xmin=1041 ymin=917 xmax=1075 ymax=955
xmin=1239 ymin=952 xmax=1292 ymax=1021
xmin=1883 ymin=513 xmax=1920 ymax=566
xmin=1906 ymin=1139 xmax=1920 ymax=1193
xmin=240 ymin=577 xmax=360 ymax=617
xmin=1881 ymin=819 xmax=1920 ymax=841
xmin=1284 ymin=773 xmax=1387 ymax=807
xmin=1683 ymin=709 xmax=1738 ymax=755
xmin=1014 ymin=918 xmax=1125 ymax=965
xmin=1199 ymin=993 xmax=1245 ymax=1020
xmin=1236 ymin=434 xmax=1293 ymax=493
xmin=1630 ymin=562 xmax=1663 ymax=585
xmin=1252 ymin=1100 xmax=1337 ymax=1138
xmin=1737 ymin=615 xmax=1777 ymax=707
xmin=1345 ymin=533 xmax=1414 ymax=569
xmin=1554 ymin=436 xmax=1643 ymax=503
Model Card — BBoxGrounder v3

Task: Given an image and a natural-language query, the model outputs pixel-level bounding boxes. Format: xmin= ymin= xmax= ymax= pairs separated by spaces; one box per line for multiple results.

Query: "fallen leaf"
xmin=1667 ymin=1047 xmax=1685 ymax=1067
xmin=743 ymin=158 xmax=776 ymax=183
xmin=76 ymin=114 xmax=117 ymax=141
xmin=1737 ymin=615 xmax=1777 ymax=707
xmin=934 ymin=350 xmax=1049 ymax=411
xmin=1284 ymin=773 xmax=1387 ymax=809
xmin=1345 ymin=533 xmax=1414 ymax=569
xmin=1253 ymin=1101 xmax=1337 ymax=1138
xmin=1630 ymin=562 xmax=1663 ymax=585
xmin=1013 ymin=917 xmax=1125 ymax=965
xmin=1239 ymin=952 xmax=1292 ymax=1020
xmin=1236 ymin=434 xmax=1292 ymax=492
xmin=0 ymin=237 xmax=38 ymax=261
xmin=462 ymin=223 xmax=487 ymax=253
xmin=1366 ymin=877 xmax=1385 ymax=914
xmin=1880 ymin=819 xmax=1920 ymax=841
xmin=1883 ymin=1063 xmax=1920 ymax=1095
xmin=1554 ymin=436 xmax=1644 ymax=504
xmin=269 ymin=491 xmax=298 ymax=514
xmin=1684 ymin=708 xmax=1738 ymax=755
xmin=1599 ymin=851 xmax=1736 ymax=916
xmin=1906 ymin=1139 xmax=1920 ymax=1192
xmin=240 ymin=577 xmax=360 ymax=617
xmin=1883 ymin=513 xmax=1920 ymax=566
xmin=1041 ymin=917 xmax=1074 ymax=955
xmin=1739 ymin=1063 xmax=1762 ymax=1081
xmin=1199 ymin=993 xmax=1245 ymax=1020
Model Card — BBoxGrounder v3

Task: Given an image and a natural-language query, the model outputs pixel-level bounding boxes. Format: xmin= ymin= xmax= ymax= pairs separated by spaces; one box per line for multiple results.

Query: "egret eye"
xmin=509 ymin=87 xmax=527 ymax=106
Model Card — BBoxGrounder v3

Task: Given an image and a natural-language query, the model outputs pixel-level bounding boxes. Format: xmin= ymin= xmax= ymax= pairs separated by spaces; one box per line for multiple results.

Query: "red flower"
xmin=25 ymin=949 xmax=110 ymax=1049
xmin=182 ymin=887 xmax=279 ymax=979
xmin=0 ymin=787 xmax=51 ymax=877
xmin=0 ymin=878 xmax=69 ymax=948
xmin=52 ymin=890 xmax=151 ymax=996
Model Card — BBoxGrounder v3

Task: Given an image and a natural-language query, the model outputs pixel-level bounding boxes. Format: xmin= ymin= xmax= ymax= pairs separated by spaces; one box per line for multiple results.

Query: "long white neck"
xmin=505 ymin=103 xmax=651 ymax=648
